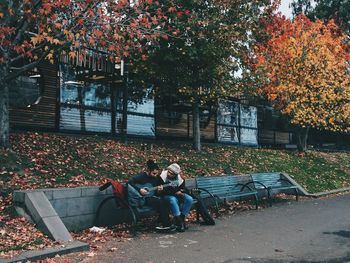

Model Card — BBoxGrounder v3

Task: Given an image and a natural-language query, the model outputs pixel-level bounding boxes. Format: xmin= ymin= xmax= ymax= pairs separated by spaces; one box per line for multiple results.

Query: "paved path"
xmin=63 ymin=194 xmax=350 ymax=263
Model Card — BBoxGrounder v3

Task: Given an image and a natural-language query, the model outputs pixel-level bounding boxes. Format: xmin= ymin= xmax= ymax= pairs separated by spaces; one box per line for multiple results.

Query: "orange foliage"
xmin=253 ymin=14 xmax=350 ymax=132
xmin=0 ymin=0 xmax=189 ymax=65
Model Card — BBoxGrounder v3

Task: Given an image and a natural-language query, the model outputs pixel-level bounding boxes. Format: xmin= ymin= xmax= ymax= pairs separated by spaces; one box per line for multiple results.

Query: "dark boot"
xmin=180 ymin=213 xmax=189 ymax=230
xmin=175 ymin=216 xmax=185 ymax=232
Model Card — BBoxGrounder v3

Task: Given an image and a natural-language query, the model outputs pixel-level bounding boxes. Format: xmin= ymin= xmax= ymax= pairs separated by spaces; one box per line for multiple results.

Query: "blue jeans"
xmin=164 ymin=194 xmax=193 ymax=217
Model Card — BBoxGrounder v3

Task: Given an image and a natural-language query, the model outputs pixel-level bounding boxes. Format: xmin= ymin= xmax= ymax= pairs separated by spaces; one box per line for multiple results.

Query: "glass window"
xmin=240 ymin=105 xmax=257 ymax=128
xmin=217 ymin=99 xmax=257 ymax=145
xmin=240 ymin=128 xmax=258 ymax=145
xmin=217 ymin=100 xmax=239 ymax=126
xmin=59 ymin=64 xmax=112 ymax=132
xmin=115 ymin=88 xmax=155 ymax=137
xmin=218 ymin=126 xmax=239 ymax=143
xmin=9 ymin=70 xmax=42 ymax=108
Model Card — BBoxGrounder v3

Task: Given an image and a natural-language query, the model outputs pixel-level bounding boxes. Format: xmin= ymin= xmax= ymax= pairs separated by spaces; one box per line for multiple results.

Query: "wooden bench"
xmin=95 ymin=182 xmax=200 ymax=235
xmin=249 ymin=172 xmax=299 ymax=206
xmin=194 ymin=175 xmax=259 ymax=211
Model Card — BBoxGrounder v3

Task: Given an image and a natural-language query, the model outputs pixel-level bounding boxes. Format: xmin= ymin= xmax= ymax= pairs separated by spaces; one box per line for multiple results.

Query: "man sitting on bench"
xmin=128 ymin=160 xmax=175 ymax=231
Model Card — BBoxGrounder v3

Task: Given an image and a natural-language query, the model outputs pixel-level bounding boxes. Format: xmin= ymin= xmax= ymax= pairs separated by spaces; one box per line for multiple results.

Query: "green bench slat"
xmin=196 ymin=175 xmax=257 ymax=200
xmin=250 ymin=172 xmax=299 ymax=205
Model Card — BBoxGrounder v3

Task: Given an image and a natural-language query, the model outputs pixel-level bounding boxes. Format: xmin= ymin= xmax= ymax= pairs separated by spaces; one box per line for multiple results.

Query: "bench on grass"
xmin=94 ymin=182 xmax=201 ymax=235
xmin=194 ymin=175 xmax=259 ymax=211
xmin=248 ymin=172 xmax=299 ymax=206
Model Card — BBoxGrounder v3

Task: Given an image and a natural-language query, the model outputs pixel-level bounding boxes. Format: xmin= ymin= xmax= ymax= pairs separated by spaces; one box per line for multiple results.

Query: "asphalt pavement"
xmin=62 ymin=193 xmax=350 ymax=263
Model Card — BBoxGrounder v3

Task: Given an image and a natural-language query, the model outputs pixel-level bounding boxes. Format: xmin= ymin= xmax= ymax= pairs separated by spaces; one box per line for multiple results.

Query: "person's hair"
xmin=146 ymin=159 xmax=159 ymax=171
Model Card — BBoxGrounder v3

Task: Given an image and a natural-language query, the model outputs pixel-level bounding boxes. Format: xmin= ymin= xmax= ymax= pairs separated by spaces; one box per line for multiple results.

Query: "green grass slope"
xmin=1 ymin=131 xmax=349 ymax=193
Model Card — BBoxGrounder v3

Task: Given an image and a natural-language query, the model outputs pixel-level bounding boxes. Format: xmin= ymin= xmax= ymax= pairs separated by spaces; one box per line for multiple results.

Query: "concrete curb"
xmin=281 ymin=172 xmax=350 ymax=198
xmin=0 ymin=241 xmax=89 ymax=263
xmin=281 ymin=172 xmax=309 ymax=196
xmin=305 ymin=187 xmax=350 ymax=198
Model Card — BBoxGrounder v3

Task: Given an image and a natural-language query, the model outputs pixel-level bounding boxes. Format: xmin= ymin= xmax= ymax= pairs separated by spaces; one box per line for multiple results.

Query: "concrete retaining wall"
xmin=13 ymin=186 xmax=124 ymax=233
xmin=13 ymin=179 xmax=197 ymax=237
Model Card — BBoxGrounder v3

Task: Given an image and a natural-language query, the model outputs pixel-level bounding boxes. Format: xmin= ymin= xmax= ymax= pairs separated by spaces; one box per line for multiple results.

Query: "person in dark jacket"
xmin=128 ymin=160 xmax=174 ymax=231
xmin=158 ymin=163 xmax=193 ymax=232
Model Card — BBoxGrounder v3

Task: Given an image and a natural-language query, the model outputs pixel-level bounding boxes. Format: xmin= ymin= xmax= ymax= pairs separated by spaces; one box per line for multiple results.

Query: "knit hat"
xmin=167 ymin=163 xmax=181 ymax=175
xmin=146 ymin=160 xmax=159 ymax=171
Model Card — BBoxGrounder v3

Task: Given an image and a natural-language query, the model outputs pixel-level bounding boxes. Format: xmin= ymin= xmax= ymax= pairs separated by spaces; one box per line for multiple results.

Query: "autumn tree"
xmin=292 ymin=0 xmax=350 ymax=34
xmin=251 ymin=14 xmax=350 ymax=151
xmin=0 ymin=0 xmax=185 ymax=148
xmin=132 ymin=0 xmax=273 ymax=151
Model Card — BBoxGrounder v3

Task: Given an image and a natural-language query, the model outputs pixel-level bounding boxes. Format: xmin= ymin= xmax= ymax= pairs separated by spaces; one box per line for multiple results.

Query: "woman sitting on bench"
xmin=158 ymin=163 xmax=193 ymax=232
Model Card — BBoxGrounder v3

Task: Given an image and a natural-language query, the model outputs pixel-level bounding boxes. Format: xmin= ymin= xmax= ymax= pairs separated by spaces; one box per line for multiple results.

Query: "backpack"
xmin=127 ymin=184 xmax=146 ymax=207
xmin=98 ymin=180 xmax=128 ymax=208
xmin=191 ymin=190 xmax=215 ymax=225
xmin=110 ymin=181 xmax=128 ymax=207
xmin=102 ymin=181 xmax=146 ymax=208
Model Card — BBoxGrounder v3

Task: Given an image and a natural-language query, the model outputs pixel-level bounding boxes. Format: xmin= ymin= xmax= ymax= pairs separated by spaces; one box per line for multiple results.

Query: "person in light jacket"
xmin=158 ymin=163 xmax=193 ymax=232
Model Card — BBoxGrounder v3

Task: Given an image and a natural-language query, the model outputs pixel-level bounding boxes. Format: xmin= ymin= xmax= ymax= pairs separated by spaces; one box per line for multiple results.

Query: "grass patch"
xmin=0 ymin=131 xmax=349 ymax=193
xmin=0 ymin=238 xmax=45 ymax=253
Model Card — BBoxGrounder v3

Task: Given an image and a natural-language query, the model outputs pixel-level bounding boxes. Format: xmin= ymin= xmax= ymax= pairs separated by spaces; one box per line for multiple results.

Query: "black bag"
xmin=191 ymin=190 xmax=215 ymax=225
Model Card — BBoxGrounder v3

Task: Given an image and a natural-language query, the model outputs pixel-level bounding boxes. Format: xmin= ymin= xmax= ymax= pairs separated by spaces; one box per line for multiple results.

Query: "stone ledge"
xmin=0 ymin=241 xmax=89 ymax=263
xmin=306 ymin=187 xmax=350 ymax=198
xmin=53 ymin=188 xmax=82 ymax=199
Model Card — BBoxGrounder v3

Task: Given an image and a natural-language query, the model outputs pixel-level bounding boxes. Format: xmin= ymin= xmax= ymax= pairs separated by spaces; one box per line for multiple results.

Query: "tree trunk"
xmin=296 ymin=126 xmax=310 ymax=152
xmin=0 ymin=65 xmax=10 ymax=149
xmin=192 ymin=100 xmax=201 ymax=152
xmin=111 ymin=84 xmax=117 ymax=136
xmin=77 ymin=86 xmax=86 ymax=132
xmin=121 ymin=64 xmax=128 ymax=144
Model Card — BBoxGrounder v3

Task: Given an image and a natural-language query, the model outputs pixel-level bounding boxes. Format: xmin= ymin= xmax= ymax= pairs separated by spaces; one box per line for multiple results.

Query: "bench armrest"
xmin=99 ymin=182 xmax=111 ymax=191
xmin=240 ymin=182 xmax=256 ymax=192
xmin=278 ymin=178 xmax=293 ymax=186
xmin=252 ymin=181 xmax=269 ymax=189
xmin=192 ymin=187 xmax=220 ymax=213
xmin=194 ymin=187 xmax=218 ymax=199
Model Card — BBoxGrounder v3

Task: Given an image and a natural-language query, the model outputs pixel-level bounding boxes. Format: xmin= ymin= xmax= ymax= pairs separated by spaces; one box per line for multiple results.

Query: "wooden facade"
xmin=9 ymin=61 xmax=58 ymax=131
xmin=258 ymin=130 xmax=292 ymax=145
xmin=10 ymin=59 xmax=348 ymax=148
xmin=8 ymin=61 xmax=292 ymax=146
xmin=155 ymin=107 xmax=216 ymax=141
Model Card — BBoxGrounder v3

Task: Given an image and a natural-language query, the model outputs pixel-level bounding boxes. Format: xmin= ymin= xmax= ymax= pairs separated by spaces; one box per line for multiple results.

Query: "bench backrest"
xmin=251 ymin=172 xmax=284 ymax=189
xmin=195 ymin=175 xmax=252 ymax=198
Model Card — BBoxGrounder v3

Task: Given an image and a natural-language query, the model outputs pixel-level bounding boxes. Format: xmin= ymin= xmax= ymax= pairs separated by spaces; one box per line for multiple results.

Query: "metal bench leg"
xmin=267 ymin=188 xmax=273 ymax=207
xmin=254 ymin=194 xmax=259 ymax=210
xmin=196 ymin=208 xmax=200 ymax=223
xmin=126 ymin=206 xmax=138 ymax=237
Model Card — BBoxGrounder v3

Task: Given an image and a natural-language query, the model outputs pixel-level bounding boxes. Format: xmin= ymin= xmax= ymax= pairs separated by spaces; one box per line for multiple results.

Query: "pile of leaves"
xmin=1 ymin=131 xmax=350 ymax=259
xmin=0 ymin=191 xmax=56 ymax=259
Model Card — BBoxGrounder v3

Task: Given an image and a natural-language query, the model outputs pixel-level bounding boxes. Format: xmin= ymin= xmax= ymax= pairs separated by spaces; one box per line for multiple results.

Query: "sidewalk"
xmin=57 ymin=193 xmax=350 ymax=263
